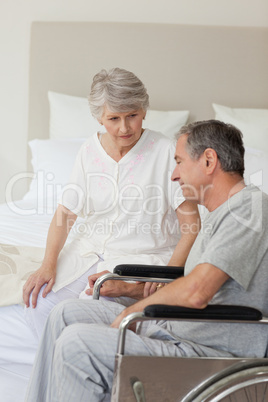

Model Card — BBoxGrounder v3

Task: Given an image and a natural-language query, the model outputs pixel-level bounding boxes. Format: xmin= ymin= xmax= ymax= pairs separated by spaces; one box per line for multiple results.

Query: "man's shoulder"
xmin=242 ymin=184 xmax=268 ymax=212
xmin=204 ymin=184 xmax=268 ymax=235
xmin=228 ymin=184 xmax=268 ymax=210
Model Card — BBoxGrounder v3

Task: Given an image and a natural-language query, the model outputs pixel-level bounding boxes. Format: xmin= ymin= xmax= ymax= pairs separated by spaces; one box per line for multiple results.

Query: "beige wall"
xmin=0 ymin=0 xmax=268 ymax=203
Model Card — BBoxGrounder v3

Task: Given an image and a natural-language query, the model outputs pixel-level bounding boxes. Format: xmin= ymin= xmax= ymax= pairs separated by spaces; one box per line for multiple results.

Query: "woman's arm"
xmin=23 ymin=204 xmax=77 ymax=308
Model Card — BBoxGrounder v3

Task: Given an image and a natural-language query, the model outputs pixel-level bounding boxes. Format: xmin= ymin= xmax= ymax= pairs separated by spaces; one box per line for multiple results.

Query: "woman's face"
xmin=100 ymin=107 xmax=146 ymax=148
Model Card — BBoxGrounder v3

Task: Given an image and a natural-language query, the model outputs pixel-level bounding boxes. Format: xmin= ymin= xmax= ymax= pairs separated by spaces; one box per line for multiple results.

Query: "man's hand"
xmin=110 ymin=306 xmax=137 ymax=332
xmin=85 ymin=270 xmax=128 ymax=298
xmin=86 ymin=270 xmax=110 ymax=294
xmin=85 ymin=271 xmax=145 ymax=299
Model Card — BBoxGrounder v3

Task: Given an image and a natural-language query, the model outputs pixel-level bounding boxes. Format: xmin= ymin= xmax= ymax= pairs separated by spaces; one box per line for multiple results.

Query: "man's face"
xmin=171 ymin=135 xmax=208 ymax=203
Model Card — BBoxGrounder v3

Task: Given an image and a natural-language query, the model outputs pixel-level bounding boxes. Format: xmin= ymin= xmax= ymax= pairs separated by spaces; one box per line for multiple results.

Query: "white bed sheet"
xmin=0 ymin=199 xmax=53 ymax=247
xmin=0 ymin=198 xmax=85 ymax=402
xmin=0 ymin=305 xmax=38 ymax=402
xmin=0 ymin=199 xmax=54 ymax=402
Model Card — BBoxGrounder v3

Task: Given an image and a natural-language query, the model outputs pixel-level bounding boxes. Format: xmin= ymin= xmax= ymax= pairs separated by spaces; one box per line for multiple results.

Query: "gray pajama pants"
xmin=25 ymin=298 xmax=195 ymax=402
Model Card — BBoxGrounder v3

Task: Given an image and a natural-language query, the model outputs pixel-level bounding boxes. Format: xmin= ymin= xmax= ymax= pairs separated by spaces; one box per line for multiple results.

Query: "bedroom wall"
xmin=0 ymin=0 xmax=268 ymax=203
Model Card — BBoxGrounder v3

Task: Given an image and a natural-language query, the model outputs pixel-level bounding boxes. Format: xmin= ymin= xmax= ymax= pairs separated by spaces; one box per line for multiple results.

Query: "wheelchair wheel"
xmin=183 ymin=365 xmax=268 ymax=402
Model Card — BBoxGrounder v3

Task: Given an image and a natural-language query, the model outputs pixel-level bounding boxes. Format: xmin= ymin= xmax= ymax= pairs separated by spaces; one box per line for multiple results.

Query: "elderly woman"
xmin=23 ymin=68 xmax=200 ymax=339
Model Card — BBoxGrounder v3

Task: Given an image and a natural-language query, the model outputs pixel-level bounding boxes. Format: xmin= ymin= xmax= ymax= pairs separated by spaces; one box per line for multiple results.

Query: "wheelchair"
xmin=93 ymin=264 xmax=268 ymax=402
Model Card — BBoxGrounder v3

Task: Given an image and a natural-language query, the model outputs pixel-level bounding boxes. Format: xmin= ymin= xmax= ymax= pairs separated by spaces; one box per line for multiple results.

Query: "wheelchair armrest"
xmin=113 ymin=264 xmax=184 ymax=279
xmin=144 ymin=304 xmax=263 ymax=321
xmin=93 ymin=265 xmax=183 ymax=300
xmin=117 ymin=305 xmax=265 ymax=354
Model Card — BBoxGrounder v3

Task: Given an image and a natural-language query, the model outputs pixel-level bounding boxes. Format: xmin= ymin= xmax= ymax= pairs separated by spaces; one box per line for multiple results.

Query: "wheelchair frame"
xmin=93 ymin=265 xmax=268 ymax=401
xmin=113 ymin=307 xmax=268 ymax=401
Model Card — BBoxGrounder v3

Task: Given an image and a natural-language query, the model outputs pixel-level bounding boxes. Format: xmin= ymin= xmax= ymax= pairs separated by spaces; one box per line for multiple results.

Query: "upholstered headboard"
xmin=28 ymin=22 xmax=268 ymax=141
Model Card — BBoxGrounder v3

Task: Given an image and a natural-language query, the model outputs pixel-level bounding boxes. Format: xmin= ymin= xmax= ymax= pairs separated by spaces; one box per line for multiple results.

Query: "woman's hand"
xmin=22 ymin=205 xmax=77 ymax=308
xmin=143 ymin=282 xmax=166 ymax=297
xmin=85 ymin=271 xmax=145 ymax=299
xmin=23 ymin=262 xmax=56 ymax=308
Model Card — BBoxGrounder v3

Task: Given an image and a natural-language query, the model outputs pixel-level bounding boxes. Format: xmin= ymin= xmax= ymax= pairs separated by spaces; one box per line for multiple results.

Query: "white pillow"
xmin=48 ymin=91 xmax=104 ymax=139
xmin=213 ymin=103 xmax=268 ymax=153
xmin=244 ymin=147 xmax=268 ymax=195
xmin=49 ymin=91 xmax=189 ymax=140
xmin=143 ymin=109 xmax=189 ymax=139
xmin=24 ymin=138 xmax=86 ymax=201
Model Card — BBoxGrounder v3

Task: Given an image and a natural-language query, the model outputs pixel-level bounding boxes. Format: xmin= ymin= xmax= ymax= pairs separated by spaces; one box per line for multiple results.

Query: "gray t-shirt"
xmin=155 ymin=185 xmax=268 ymax=358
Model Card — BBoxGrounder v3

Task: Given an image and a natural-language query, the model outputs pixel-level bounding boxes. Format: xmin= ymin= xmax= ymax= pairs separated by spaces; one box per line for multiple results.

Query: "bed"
xmin=1 ymin=22 xmax=268 ymax=402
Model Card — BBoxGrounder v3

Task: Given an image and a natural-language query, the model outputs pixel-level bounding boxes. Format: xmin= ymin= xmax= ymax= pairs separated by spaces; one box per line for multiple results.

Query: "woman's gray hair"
xmin=177 ymin=120 xmax=245 ymax=177
xmin=89 ymin=68 xmax=149 ymax=120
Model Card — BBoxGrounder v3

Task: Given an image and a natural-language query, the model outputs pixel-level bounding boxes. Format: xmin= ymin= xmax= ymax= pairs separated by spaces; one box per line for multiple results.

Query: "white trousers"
xmin=25 ymin=298 xmax=197 ymax=402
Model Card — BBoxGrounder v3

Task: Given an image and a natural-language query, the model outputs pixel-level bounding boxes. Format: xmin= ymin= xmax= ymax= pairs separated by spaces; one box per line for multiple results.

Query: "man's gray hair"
xmin=89 ymin=68 xmax=149 ymax=120
xmin=177 ymin=120 xmax=245 ymax=177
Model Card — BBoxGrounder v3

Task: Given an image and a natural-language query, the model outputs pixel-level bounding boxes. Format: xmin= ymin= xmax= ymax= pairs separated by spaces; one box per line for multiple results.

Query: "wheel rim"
xmin=189 ymin=367 xmax=268 ymax=402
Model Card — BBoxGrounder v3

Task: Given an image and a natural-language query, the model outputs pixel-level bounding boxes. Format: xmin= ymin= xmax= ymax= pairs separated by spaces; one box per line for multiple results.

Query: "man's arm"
xmin=111 ymin=262 xmax=230 ymax=328
xmin=143 ymin=200 xmax=200 ymax=296
xmin=168 ymin=200 xmax=200 ymax=266
xmin=86 ymin=201 xmax=200 ymax=299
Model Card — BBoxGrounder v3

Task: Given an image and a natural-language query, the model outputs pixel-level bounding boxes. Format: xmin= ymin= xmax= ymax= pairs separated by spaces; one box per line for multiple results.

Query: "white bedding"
xmin=0 ymin=305 xmax=38 ymax=402
xmin=0 ymin=244 xmax=45 ymax=307
xmin=0 ymin=199 xmax=53 ymax=247
xmin=0 ymin=200 xmax=54 ymax=402
xmin=0 ymin=197 xmax=90 ymax=401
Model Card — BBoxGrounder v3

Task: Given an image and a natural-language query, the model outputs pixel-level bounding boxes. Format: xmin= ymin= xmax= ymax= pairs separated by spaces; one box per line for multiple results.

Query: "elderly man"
xmin=25 ymin=120 xmax=268 ymax=402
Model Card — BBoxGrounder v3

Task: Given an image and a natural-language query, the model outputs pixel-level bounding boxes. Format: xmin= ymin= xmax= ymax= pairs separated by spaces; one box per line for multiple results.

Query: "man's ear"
xmin=203 ymin=148 xmax=218 ymax=174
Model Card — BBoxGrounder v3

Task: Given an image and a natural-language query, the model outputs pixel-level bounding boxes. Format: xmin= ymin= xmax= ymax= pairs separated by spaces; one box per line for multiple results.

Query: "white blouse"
xmin=54 ymin=130 xmax=184 ymax=290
